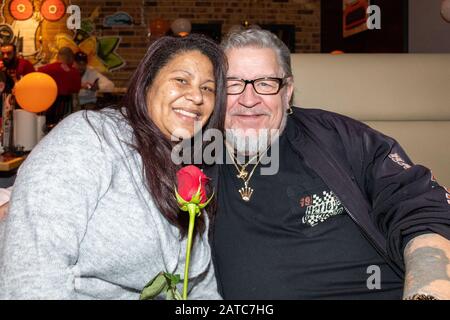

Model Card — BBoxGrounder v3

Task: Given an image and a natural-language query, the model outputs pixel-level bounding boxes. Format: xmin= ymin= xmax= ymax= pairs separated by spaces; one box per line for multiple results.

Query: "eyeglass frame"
xmin=226 ymin=76 xmax=289 ymax=95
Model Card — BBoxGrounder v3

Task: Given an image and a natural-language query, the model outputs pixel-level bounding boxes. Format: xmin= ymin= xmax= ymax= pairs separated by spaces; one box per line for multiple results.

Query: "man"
xmin=0 ymin=71 xmax=13 ymax=94
xmin=38 ymin=47 xmax=81 ymax=126
xmin=210 ymin=28 xmax=450 ymax=299
xmin=0 ymin=44 xmax=35 ymax=82
xmin=73 ymin=51 xmax=115 ymax=110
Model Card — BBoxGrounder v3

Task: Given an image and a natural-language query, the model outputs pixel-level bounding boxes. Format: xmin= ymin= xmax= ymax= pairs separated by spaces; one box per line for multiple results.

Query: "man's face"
xmin=1 ymin=45 xmax=15 ymax=65
xmin=225 ymin=47 xmax=293 ymax=135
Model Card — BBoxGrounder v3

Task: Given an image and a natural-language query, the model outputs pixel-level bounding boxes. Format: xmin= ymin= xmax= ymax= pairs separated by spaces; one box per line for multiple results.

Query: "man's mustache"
xmin=228 ymin=108 xmax=271 ymax=116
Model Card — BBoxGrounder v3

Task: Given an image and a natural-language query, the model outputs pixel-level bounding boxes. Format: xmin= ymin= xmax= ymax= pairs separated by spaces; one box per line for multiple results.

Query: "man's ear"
xmin=285 ymin=78 xmax=294 ymax=105
xmin=0 ymin=82 xmax=5 ymax=93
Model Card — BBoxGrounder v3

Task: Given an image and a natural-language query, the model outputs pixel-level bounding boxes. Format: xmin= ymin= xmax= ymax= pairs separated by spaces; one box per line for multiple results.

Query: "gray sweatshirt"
xmin=0 ymin=109 xmax=221 ymax=300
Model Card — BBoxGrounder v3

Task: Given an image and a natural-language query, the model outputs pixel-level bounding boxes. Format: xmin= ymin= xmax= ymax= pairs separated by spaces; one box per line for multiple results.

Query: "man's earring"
xmin=287 ymin=106 xmax=293 ymax=115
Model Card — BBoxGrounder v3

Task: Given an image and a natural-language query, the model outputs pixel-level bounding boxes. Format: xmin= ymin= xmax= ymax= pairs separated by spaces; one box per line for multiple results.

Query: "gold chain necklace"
xmin=226 ymin=146 xmax=270 ymax=202
xmin=228 ymin=151 xmax=259 ymax=181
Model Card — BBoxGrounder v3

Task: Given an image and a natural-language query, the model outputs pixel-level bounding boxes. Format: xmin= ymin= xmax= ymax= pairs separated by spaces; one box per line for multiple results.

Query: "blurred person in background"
xmin=38 ymin=47 xmax=81 ymax=127
xmin=0 ymin=44 xmax=34 ymax=82
xmin=73 ymin=51 xmax=115 ymax=110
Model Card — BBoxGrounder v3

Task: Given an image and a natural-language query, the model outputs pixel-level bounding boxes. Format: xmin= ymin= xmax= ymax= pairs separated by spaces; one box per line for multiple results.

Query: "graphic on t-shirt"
xmin=301 ymin=191 xmax=344 ymax=227
xmin=388 ymin=153 xmax=412 ymax=170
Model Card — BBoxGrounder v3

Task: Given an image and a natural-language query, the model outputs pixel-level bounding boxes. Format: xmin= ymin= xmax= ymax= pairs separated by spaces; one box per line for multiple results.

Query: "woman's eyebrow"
xmin=172 ymin=69 xmax=215 ymax=83
xmin=171 ymin=69 xmax=193 ymax=76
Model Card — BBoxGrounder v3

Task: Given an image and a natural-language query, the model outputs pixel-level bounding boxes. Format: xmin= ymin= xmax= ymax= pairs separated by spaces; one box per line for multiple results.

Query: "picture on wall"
xmin=343 ymin=0 xmax=370 ymax=38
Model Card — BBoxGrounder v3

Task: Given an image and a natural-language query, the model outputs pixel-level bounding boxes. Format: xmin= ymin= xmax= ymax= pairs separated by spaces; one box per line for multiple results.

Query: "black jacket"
xmin=208 ymin=107 xmax=450 ymax=278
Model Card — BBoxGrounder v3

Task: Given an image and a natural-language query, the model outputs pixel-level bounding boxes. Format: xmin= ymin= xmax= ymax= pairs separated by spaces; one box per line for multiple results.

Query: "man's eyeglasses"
xmin=226 ymin=77 xmax=288 ymax=95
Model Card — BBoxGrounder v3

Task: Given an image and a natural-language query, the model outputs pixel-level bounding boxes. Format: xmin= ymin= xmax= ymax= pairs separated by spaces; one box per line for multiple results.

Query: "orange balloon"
xmin=149 ymin=18 xmax=170 ymax=37
xmin=14 ymin=72 xmax=58 ymax=113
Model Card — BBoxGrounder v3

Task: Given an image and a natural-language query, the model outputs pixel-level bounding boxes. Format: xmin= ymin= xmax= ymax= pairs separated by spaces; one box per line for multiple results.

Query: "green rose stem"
xmin=140 ymin=168 xmax=212 ymax=301
xmin=183 ymin=203 xmax=197 ymax=300
xmin=176 ymin=184 xmax=213 ymax=300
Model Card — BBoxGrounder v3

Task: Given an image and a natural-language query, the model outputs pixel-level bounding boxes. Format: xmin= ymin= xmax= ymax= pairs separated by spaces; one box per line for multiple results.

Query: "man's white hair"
xmin=221 ymin=27 xmax=293 ymax=105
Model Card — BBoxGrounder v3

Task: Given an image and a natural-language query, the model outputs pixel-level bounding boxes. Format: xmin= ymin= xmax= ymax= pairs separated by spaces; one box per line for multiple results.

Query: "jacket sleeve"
xmin=360 ymin=125 xmax=450 ymax=266
xmin=0 ymin=112 xmax=113 ymax=299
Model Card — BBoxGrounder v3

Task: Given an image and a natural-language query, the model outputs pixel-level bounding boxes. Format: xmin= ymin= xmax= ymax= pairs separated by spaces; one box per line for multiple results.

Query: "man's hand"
xmin=81 ymin=80 xmax=99 ymax=91
xmin=81 ymin=82 xmax=93 ymax=90
xmin=91 ymin=80 xmax=99 ymax=91
xmin=403 ymin=233 xmax=450 ymax=299
xmin=0 ymin=202 xmax=9 ymax=220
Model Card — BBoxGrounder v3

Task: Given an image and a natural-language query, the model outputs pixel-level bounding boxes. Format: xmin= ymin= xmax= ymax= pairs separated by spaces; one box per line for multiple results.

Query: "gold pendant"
xmin=237 ymin=169 xmax=248 ymax=180
xmin=239 ymin=185 xmax=254 ymax=202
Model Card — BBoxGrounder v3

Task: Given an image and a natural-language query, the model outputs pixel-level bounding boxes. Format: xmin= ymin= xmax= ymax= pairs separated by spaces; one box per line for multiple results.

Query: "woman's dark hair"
xmin=121 ymin=34 xmax=227 ymax=239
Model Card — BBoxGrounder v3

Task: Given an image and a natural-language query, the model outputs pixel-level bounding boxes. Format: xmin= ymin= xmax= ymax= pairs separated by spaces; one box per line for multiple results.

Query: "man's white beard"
xmin=225 ymin=112 xmax=288 ymax=157
xmin=226 ymin=129 xmax=266 ymax=157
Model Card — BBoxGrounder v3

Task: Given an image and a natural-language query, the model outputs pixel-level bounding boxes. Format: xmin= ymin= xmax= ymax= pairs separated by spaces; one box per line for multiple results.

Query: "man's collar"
xmin=285 ymin=112 xmax=304 ymax=150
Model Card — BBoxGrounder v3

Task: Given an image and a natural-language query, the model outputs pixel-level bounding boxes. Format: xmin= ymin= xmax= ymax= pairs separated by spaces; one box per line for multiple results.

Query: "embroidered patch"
xmin=301 ymin=191 xmax=344 ymax=227
xmin=299 ymin=195 xmax=313 ymax=208
xmin=388 ymin=153 xmax=411 ymax=170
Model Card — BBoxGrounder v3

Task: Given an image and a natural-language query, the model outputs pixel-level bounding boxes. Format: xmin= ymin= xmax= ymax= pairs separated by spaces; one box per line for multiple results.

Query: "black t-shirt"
xmin=212 ymin=119 xmax=404 ymax=299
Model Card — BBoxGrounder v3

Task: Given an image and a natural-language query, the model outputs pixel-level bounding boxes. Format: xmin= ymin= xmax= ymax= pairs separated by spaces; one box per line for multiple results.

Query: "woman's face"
xmin=146 ymin=50 xmax=216 ymax=139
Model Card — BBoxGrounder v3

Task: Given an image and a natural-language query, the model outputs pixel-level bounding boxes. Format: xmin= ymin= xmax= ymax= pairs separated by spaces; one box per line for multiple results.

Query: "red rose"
xmin=176 ymin=165 xmax=210 ymax=204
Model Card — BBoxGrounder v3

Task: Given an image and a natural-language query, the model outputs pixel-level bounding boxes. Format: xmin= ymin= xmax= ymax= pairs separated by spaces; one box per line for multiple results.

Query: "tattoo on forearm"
xmin=403 ymin=234 xmax=450 ymax=299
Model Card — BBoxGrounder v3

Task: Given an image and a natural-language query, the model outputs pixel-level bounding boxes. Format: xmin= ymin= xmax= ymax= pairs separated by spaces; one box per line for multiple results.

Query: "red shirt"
xmin=2 ymin=58 xmax=35 ymax=81
xmin=38 ymin=62 xmax=81 ymax=95
xmin=16 ymin=58 xmax=35 ymax=79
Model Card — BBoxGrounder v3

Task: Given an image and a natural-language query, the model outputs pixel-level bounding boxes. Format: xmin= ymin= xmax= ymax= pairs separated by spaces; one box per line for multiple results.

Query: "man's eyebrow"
xmin=227 ymin=74 xmax=280 ymax=79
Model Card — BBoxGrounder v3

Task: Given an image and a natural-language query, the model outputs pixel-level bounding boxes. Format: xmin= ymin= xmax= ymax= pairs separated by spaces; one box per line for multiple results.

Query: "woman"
xmin=0 ymin=34 xmax=227 ymax=299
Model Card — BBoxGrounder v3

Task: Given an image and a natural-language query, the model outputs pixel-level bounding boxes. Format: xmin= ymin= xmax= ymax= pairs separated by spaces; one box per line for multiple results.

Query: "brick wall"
xmin=72 ymin=0 xmax=321 ymax=87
